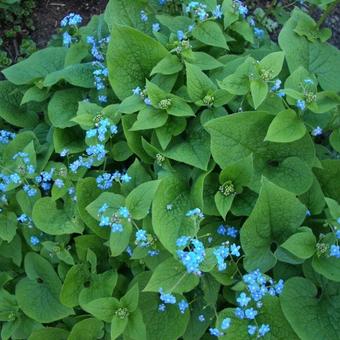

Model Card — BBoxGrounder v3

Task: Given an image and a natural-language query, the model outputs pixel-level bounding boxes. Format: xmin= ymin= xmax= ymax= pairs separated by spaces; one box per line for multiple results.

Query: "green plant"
xmin=0 ymin=0 xmax=339 ymax=339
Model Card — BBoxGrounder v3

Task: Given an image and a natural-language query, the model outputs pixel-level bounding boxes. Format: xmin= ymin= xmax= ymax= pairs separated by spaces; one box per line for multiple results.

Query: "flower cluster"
xmin=210 ymin=317 xmax=231 ymax=337
xmin=185 ymin=2 xmax=209 ymax=21
xmin=158 ymin=289 xmax=189 ymax=314
xmin=60 ymin=13 xmax=83 ymax=47
xmin=233 ymin=270 xmax=284 ymax=337
xmin=35 ymin=168 xmax=55 ymax=192
xmin=186 ymin=207 xmax=204 ymax=219
xmin=213 ymin=242 xmax=241 ymax=271
xmin=234 ymin=0 xmax=248 ymax=17
xmin=96 ymin=171 xmax=131 ymax=190
xmin=86 ymin=117 xmax=118 ymax=142
xmin=0 ymin=130 xmax=16 ymax=144
xmin=329 ymin=229 xmax=340 ymax=258
xmin=176 ymin=236 xmax=206 ymax=275
xmin=13 ymin=152 xmax=35 ymax=175
xmin=97 ymin=204 xmax=130 ymax=233
xmin=217 ymin=224 xmax=238 ymax=238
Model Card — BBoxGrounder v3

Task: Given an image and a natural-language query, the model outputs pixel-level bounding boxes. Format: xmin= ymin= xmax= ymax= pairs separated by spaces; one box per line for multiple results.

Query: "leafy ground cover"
xmin=0 ymin=0 xmax=340 ymax=339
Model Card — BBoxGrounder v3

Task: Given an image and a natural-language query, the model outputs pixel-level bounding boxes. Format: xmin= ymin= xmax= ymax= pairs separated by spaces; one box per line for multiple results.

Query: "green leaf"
xmin=48 ymin=89 xmax=84 ymax=128
xmin=152 ymin=175 xmax=196 ymax=253
xmin=28 ymin=328 xmax=69 ymax=340
xmin=280 ymin=227 xmax=316 ymax=259
xmin=186 ymin=62 xmax=216 ymax=102
xmin=32 ymin=197 xmax=83 ymax=235
xmin=60 ymin=264 xmax=89 ymax=308
xmin=164 ymin=118 xmax=211 ymax=170
xmin=126 ymin=180 xmax=161 ymax=220
xmin=121 ymin=283 xmax=139 ymax=312
xmin=214 ymin=192 xmax=234 ymax=219
xmin=130 ymin=107 xmax=168 ymax=131
xmin=0 ymin=81 xmax=38 ymax=128
xmin=205 ymin=111 xmax=272 ymax=168
xmin=2 ymin=47 xmax=67 ymax=85
xmin=192 ymin=21 xmax=227 ymax=49
xmin=107 ymin=25 xmax=169 ymax=100
xmin=144 ymin=257 xmax=199 ymax=294
xmin=139 ymin=292 xmax=189 ymax=340
xmin=250 ymin=80 xmax=268 ymax=109
xmin=151 ymin=55 xmax=183 ymax=75
xmin=281 ymin=277 xmax=340 ymax=340
xmin=111 ymin=315 xmax=128 ymax=339
xmin=110 ymin=221 xmax=132 ymax=256
xmin=240 ymin=178 xmax=306 ymax=271
xmin=124 ymin=309 xmax=147 ymax=340
xmin=231 ymin=21 xmax=254 ymax=43
xmin=68 ymin=318 xmax=104 ymax=340
xmin=16 ymin=253 xmax=73 ymax=323
xmin=82 ymin=297 xmax=120 ymax=322
xmin=43 ymin=63 xmax=96 ymax=88
xmin=21 ymin=86 xmax=49 ymax=105
xmin=183 ymin=51 xmax=223 ymax=70
xmin=156 ymin=15 xmax=194 ymax=32
xmin=264 ymin=109 xmax=306 ymax=143
xmin=259 ymin=51 xmax=285 ymax=79
xmin=104 ymin=0 xmax=155 ymax=33
xmin=0 ymin=212 xmax=17 ymax=242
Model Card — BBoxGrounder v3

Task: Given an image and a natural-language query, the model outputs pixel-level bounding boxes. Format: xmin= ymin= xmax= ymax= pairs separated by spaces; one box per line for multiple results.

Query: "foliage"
xmin=0 ymin=0 xmax=340 ymax=339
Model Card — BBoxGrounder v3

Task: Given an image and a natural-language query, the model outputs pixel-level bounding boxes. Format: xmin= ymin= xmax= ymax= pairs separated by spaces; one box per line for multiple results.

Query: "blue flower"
xmin=271 ymin=79 xmax=281 ymax=92
xmin=111 ymin=223 xmax=123 ymax=233
xmin=336 ymin=230 xmax=340 ymax=239
xmin=152 ymin=23 xmax=160 ymax=32
xmin=17 ymin=214 xmax=29 ymax=223
xmin=99 ymin=215 xmax=110 ymax=227
xmin=330 ymin=244 xmax=340 ymax=258
xmin=186 ymin=208 xmax=204 ymax=218
xmin=118 ymin=206 xmax=130 ymax=219
xmin=248 ymin=325 xmax=257 ymax=336
xmin=136 ymin=229 xmax=149 ymax=247
xmin=198 ymin=314 xmax=205 ymax=322
xmin=144 ymin=97 xmax=152 ymax=106
xmin=258 ymin=324 xmax=270 ymax=337
xmin=98 ymin=203 xmax=109 ymax=214
xmin=209 ymin=328 xmax=223 ymax=337
xmin=55 ymin=179 xmax=64 ymax=188
xmin=296 ymin=99 xmax=306 ymax=111
xmin=60 ymin=13 xmax=82 ymax=27
xmin=176 ymin=236 xmax=190 ymax=248
xmin=221 ymin=317 xmax=231 ymax=330
xmin=159 ymin=0 xmax=167 ymax=4
xmin=254 ymin=27 xmax=265 ymax=39
xmin=159 ymin=288 xmax=176 ymax=304
xmin=132 ymin=86 xmax=142 ymax=95
xmin=30 ymin=236 xmax=40 ymax=246
xmin=140 ymin=10 xmax=148 ymax=22
xmin=177 ymin=238 xmax=205 ymax=275
xmin=178 ymin=300 xmax=189 ymax=314
xmin=96 ymin=173 xmax=113 ymax=190
xmin=158 ymin=303 xmax=166 ymax=312
xmin=234 ymin=307 xmax=245 ymax=319
xmin=177 ymin=30 xmax=185 ymax=41
xmin=60 ymin=148 xmax=69 ymax=157
xmin=245 ymin=308 xmax=258 ymax=320
xmin=0 ymin=130 xmax=15 ymax=144
xmin=311 ymin=126 xmax=323 ymax=136
xmin=230 ymin=243 xmax=241 ymax=257
xmin=62 ymin=32 xmax=72 ymax=47
xmin=236 ymin=292 xmax=251 ymax=307
xmin=304 ymin=79 xmax=314 ymax=85
xmin=213 ymin=245 xmax=229 ymax=271
xmin=148 ymin=250 xmax=160 ymax=256
xmin=213 ymin=5 xmax=223 ymax=19
xmin=121 ymin=173 xmax=132 ymax=183
xmin=23 ymin=184 xmax=37 ymax=197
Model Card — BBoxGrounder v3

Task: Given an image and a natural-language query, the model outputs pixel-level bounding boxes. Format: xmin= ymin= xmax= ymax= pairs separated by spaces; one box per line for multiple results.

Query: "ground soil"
xmin=31 ymin=0 xmax=108 ymax=48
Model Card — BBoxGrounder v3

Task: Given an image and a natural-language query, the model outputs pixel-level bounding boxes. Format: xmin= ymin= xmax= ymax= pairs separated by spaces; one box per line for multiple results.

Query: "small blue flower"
xmin=213 ymin=5 xmax=223 ymax=19
xmin=0 ymin=130 xmax=15 ymax=144
xmin=277 ymin=91 xmax=286 ymax=98
xmin=55 ymin=179 xmax=64 ymax=188
xmin=136 ymin=229 xmax=149 ymax=247
xmin=159 ymin=288 xmax=176 ymax=304
xmin=158 ymin=303 xmax=166 ymax=312
xmin=148 ymin=250 xmax=160 ymax=256
xmin=271 ymin=79 xmax=281 ymax=92
xmin=258 ymin=324 xmax=270 ymax=337
xmin=186 ymin=208 xmax=204 ymax=218
xmin=118 ymin=206 xmax=130 ymax=219
xmin=234 ymin=307 xmax=245 ymax=319
xmin=296 ymin=99 xmax=306 ymax=111
xmin=140 ymin=10 xmax=148 ymax=22
xmin=311 ymin=126 xmax=323 ymax=136
xmin=248 ymin=325 xmax=257 ymax=336
xmin=144 ymin=97 xmax=152 ymax=106
xmin=245 ymin=308 xmax=258 ymax=320
xmin=111 ymin=223 xmax=123 ymax=233
xmin=176 ymin=236 xmax=190 ymax=248
xmin=209 ymin=328 xmax=223 ymax=337
xmin=23 ymin=184 xmax=37 ymax=197
xmin=178 ymin=300 xmax=189 ymax=314
xmin=198 ymin=314 xmax=205 ymax=322
xmin=221 ymin=317 xmax=231 ymax=330
xmin=330 ymin=244 xmax=340 ymax=258
xmin=237 ymin=292 xmax=251 ymax=307
xmin=62 ymin=32 xmax=72 ymax=47
xmin=121 ymin=173 xmax=132 ymax=183
xmin=254 ymin=27 xmax=265 ymax=39
xmin=177 ymin=30 xmax=185 ymax=41
xmin=60 ymin=148 xmax=69 ymax=157
xmin=304 ymin=79 xmax=314 ymax=85
xmin=230 ymin=244 xmax=241 ymax=257
xmin=152 ymin=23 xmax=160 ymax=32
xmin=132 ymin=86 xmax=142 ymax=95
xmin=336 ymin=230 xmax=340 ymax=239
xmin=17 ymin=214 xmax=29 ymax=223
xmin=30 ymin=236 xmax=40 ymax=246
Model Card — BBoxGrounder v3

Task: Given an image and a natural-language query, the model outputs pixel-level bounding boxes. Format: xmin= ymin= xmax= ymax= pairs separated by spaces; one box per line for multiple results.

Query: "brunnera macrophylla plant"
xmin=0 ymin=0 xmax=339 ymax=339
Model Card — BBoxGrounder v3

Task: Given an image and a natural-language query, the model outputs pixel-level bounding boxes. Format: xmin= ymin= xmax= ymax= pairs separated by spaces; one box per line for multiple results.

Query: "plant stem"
xmin=317 ymin=0 xmax=340 ymax=28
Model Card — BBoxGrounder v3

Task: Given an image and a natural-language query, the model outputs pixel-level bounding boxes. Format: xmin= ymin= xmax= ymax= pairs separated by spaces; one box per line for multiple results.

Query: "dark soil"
xmin=31 ymin=0 xmax=108 ymax=48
